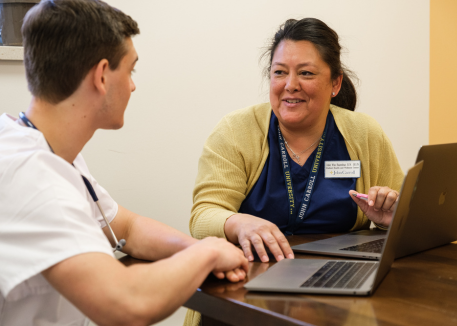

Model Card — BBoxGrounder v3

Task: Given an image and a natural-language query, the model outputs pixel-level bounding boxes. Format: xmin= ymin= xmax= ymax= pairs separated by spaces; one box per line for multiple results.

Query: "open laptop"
xmin=244 ymin=162 xmax=422 ymax=295
xmin=291 ymin=143 xmax=457 ymax=260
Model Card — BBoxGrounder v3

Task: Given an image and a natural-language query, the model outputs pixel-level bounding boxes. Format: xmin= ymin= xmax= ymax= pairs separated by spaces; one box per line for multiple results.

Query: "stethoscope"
xmin=19 ymin=112 xmax=126 ymax=253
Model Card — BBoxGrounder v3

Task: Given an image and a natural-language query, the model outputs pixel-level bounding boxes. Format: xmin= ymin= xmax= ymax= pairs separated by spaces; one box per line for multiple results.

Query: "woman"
xmin=190 ymin=18 xmax=404 ymax=264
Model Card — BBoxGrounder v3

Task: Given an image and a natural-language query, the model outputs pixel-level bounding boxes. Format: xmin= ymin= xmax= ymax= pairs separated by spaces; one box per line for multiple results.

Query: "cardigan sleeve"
xmin=357 ymin=121 xmax=404 ymax=230
xmin=190 ymin=116 xmax=249 ymax=239
xmin=370 ymin=130 xmax=404 ymax=231
xmin=331 ymin=106 xmax=404 ymax=231
xmin=376 ymin=132 xmax=404 ymax=192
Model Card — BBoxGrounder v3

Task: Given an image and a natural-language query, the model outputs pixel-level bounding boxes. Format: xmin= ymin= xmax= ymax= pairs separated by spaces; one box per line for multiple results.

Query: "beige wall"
xmin=0 ymin=0 xmax=429 ymax=235
xmin=430 ymin=0 xmax=457 ymax=144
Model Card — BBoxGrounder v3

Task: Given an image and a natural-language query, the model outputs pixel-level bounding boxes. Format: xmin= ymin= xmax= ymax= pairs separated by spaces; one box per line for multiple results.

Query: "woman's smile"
xmin=282 ymin=98 xmax=306 ymax=106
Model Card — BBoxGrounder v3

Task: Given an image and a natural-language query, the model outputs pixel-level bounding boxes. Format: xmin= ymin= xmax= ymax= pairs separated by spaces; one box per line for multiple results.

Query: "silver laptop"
xmin=244 ymin=162 xmax=422 ymax=295
xmin=292 ymin=143 xmax=457 ymax=260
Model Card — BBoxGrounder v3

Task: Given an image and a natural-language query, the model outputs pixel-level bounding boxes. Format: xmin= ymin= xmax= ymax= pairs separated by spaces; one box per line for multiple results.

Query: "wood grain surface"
xmin=120 ymin=234 xmax=457 ymax=326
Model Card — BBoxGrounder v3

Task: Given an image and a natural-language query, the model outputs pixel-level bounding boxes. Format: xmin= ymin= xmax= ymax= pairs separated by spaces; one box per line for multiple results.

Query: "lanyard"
xmin=18 ymin=112 xmax=125 ymax=252
xmin=277 ymin=116 xmax=329 ymax=235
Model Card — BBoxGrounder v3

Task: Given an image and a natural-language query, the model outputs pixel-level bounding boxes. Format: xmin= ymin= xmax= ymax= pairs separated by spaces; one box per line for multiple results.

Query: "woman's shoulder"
xmin=330 ymin=105 xmax=382 ymax=127
xmin=330 ymin=105 xmax=384 ymax=139
xmin=212 ymin=102 xmax=272 ymax=138
xmin=203 ymin=103 xmax=271 ymax=175
xmin=223 ymin=102 xmax=272 ymax=125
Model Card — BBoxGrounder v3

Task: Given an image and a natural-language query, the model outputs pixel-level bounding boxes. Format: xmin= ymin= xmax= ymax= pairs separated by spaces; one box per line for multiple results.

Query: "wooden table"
xmin=121 ymin=234 xmax=457 ymax=326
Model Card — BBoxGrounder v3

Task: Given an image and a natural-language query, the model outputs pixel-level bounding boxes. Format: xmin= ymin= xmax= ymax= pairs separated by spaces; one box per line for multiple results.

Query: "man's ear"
xmin=93 ymin=59 xmax=110 ymax=96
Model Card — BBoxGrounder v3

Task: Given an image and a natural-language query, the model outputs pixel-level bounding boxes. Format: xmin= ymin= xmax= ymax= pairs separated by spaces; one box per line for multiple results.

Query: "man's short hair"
xmin=22 ymin=0 xmax=140 ymax=104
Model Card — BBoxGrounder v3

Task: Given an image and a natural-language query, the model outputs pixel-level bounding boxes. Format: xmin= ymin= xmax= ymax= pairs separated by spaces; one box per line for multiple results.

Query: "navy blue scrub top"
xmin=239 ymin=111 xmax=357 ymax=234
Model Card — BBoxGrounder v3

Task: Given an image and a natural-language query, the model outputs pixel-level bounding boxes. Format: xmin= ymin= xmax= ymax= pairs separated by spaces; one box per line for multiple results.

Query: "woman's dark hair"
xmin=263 ymin=18 xmax=357 ymax=111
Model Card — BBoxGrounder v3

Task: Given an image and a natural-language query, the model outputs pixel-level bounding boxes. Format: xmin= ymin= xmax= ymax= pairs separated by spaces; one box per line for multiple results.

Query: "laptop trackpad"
xmin=245 ymin=259 xmax=329 ymax=289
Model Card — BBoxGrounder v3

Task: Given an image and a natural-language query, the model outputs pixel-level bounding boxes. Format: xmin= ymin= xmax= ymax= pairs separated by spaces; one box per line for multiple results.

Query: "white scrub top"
xmin=0 ymin=113 xmax=118 ymax=325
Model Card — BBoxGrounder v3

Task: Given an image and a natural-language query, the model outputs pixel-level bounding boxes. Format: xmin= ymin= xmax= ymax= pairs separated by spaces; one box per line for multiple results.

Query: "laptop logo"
xmin=439 ymin=191 xmax=447 ymax=205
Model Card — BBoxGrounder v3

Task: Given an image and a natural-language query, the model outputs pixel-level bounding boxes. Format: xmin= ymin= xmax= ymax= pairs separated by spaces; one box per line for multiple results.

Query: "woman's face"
xmin=269 ymin=40 xmax=341 ymax=131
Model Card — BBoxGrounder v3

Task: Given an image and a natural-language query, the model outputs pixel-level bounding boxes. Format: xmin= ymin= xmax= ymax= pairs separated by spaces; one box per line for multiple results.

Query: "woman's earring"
xmin=332 ymin=92 xmax=335 ymax=96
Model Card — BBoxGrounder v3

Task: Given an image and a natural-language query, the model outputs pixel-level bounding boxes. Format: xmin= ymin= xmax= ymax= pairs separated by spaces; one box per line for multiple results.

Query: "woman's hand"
xmin=224 ymin=213 xmax=294 ymax=262
xmin=349 ymin=187 xmax=399 ymax=227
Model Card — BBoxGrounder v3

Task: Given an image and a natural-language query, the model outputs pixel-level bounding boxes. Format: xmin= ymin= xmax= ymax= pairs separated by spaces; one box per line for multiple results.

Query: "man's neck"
xmin=25 ymin=97 xmax=97 ymax=164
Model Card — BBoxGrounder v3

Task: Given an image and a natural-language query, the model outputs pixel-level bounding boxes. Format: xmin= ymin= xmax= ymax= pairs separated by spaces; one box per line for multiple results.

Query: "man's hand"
xmin=224 ymin=213 xmax=294 ymax=262
xmin=192 ymin=237 xmax=248 ymax=282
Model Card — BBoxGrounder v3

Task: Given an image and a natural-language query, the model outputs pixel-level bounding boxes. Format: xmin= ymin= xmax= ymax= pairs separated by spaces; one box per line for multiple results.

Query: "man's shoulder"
xmin=0 ymin=113 xmax=81 ymax=182
xmin=0 ymin=113 xmax=50 ymax=158
xmin=0 ymin=146 xmax=87 ymax=211
xmin=0 ymin=150 xmax=111 ymax=303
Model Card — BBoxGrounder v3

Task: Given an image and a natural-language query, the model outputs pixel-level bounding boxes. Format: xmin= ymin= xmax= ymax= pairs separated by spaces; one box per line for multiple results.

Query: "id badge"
xmin=324 ymin=160 xmax=361 ymax=178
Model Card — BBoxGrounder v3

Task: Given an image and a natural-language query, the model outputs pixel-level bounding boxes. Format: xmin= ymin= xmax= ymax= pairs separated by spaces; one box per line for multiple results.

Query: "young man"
xmin=0 ymin=1 xmax=248 ymax=325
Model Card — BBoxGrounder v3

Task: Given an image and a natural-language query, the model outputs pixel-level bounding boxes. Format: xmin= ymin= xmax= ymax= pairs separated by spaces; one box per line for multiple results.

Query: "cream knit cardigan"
xmin=185 ymin=103 xmax=404 ymax=326
xmin=190 ymin=103 xmax=404 ymax=238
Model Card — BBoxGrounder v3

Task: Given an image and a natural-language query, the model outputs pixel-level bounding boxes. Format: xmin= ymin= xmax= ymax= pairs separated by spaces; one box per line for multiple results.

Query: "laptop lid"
xmin=244 ymin=162 xmax=423 ymax=295
xmin=370 ymin=161 xmax=422 ymax=289
xmin=292 ymin=143 xmax=457 ymax=260
xmin=395 ymin=143 xmax=457 ymax=258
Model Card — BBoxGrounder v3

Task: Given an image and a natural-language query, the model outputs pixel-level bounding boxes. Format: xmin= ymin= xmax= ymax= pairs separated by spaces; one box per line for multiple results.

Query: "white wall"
xmin=0 ymin=0 xmax=429 ymax=235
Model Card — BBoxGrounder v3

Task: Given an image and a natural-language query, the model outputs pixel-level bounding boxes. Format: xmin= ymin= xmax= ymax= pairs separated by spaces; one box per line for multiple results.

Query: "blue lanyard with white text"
xmin=277 ymin=116 xmax=329 ymax=235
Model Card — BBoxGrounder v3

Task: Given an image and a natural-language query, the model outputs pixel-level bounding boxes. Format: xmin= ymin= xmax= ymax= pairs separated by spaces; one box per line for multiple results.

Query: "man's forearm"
xmin=107 ymin=205 xmax=198 ymax=261
xmin=122 ymin=244 xmax=217 ymax=324
xmin=43 ymin=245 xmax=218 ymax=326
xmin=126 ymin=213 xmax=198 ymax=260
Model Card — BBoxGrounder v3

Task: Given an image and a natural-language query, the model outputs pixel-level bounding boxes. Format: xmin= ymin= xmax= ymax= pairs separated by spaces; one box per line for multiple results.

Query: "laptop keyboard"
xmin=339 ymin=238 xmax=385 ymax=253
xmin=300 ymin=261 xmax=377 ymax=289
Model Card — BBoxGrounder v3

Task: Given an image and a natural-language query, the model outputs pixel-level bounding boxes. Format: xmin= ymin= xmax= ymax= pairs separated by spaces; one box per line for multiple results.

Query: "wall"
xmin=0 ymin=0 xmax=429 ymax=235
xmin=430 ymin=0 xmax=457 ymax=144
